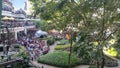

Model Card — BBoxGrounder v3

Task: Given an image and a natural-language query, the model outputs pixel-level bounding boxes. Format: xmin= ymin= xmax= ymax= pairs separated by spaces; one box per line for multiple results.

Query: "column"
xmin=0 ymin=0 xmax=2 ymax=39
xmin=24 ymin=26 xmax=27 ymax=35
xmin=15 ymin=31 xmax=18 ymax=40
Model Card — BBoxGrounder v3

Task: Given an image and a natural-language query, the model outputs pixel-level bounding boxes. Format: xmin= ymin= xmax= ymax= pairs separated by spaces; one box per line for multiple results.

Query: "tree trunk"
xmin=96 ymin=61 xmax=100 ymax=68
xmin=101 ymin=52 xmax=105 ymax=68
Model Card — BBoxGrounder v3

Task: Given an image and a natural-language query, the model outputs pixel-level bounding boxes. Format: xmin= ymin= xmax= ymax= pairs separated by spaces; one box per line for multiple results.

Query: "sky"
xmin=11 ymin=0 xmax=26 ymax=9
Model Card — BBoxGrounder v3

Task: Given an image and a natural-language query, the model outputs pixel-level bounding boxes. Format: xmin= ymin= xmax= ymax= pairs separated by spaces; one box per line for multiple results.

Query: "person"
xmin=39 ymin=49 xmax=43 ymax=56
xmin=43 ymin=45 xmax=49 ymax=54
xmin=31 ymin=52 xmax=34 ymax=61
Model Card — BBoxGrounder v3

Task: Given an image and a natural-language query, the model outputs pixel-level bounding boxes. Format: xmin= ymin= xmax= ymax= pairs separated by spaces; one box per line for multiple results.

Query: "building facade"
xmin=1 ymin=0 xmax=35 ymax=41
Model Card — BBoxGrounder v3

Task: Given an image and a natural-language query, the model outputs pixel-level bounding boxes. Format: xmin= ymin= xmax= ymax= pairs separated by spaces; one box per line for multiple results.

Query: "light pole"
xmin=68 ymin=34 xmax=72 ymax=68
xmin=67 ymin=24 xmax=73 ymax=68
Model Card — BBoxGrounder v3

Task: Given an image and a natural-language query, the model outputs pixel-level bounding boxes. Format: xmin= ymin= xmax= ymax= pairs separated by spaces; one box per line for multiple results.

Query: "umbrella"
xmin=2 ymin=16 xmax=15 ymax=20
xmin=9 ymin=17 xmax=15 ymax=20
xmin=2 ymin=16 xmax=10 ymax=20
xmin=35 ymin=30 xmax=48 ymax=38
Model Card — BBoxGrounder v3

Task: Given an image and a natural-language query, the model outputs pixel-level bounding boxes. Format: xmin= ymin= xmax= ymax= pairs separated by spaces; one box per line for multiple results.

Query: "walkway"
xmin=31 ymin=61 xmax=89 ymax=68
xmin=31 ymin=61 xmax=119 ymax=68
xmin=30 ymin=61 xmax=60 ymax=68
xmin=30 ymin=42 xmax=59 ymax=68
xmin=49 ymin=42 xmax=57 ymax=52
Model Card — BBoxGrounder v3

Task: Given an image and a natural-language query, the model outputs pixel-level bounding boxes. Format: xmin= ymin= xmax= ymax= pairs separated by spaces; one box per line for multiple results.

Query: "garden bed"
xmin=37 ymin=51 xmax=80 ymax=68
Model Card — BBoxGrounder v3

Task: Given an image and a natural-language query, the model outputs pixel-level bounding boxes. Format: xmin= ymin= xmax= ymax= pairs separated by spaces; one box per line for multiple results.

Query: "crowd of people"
xmin=16 ymin=32 xmax=49 ymax=60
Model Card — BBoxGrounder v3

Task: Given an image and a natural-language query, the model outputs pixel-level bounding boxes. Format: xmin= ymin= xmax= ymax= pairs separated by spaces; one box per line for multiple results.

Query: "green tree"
xmin=34 ymin=20 xmax=53 ymax=31
xmin=29 ymin=0 xmax=120 ymax=68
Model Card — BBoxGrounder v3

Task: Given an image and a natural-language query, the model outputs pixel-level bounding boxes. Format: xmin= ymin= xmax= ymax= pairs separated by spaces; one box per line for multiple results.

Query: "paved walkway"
xmin=31 ymin=60 xmax=120 ymax=68
xmin=49 ymin=42 xmax=57 ymax=52
xmin=30 ymin=42 xmax=59 ymax=68
xmin=30 ymin=61 xmax=60 ymax=68
xmin=31 ymin=60 xmax=89 ymax=68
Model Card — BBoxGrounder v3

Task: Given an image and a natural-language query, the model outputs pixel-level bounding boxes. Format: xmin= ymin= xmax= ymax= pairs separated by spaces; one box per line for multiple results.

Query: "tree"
xmin=73 ymin=0 xmax=120 ymax=68
xmin=29 ymin=0 xmax=120 ymax=68
xmin=34 ymin=20 xmax=54 ymax=31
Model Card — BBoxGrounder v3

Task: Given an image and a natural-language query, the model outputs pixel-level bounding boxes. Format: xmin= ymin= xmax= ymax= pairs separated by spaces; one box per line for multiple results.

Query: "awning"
xmin=2 ymin=16 xmax=15 ymax=20
xmin=35 ymin=30 xmax=48 ymax=37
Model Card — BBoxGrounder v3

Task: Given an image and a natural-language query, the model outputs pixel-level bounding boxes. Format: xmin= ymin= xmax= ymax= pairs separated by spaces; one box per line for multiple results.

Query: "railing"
xmin=0 ymin=58 xmax=23 ymax=66
xmin=0 ymin=25 xmax=35 ymax=34
xmin=2 ymin=11 xmax=26 ymax=18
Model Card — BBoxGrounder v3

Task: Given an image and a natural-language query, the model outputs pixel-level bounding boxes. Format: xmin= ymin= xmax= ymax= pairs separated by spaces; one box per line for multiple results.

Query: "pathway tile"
xmin=31 ymin=61 xmax=60 ymax=68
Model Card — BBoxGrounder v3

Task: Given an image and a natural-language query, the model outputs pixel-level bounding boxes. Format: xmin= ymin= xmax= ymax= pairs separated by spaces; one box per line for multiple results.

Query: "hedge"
xmin=89 ymin=65 xmax=96 ymax=68
xmin=14 ymin=44 xmax=21 ymax=48
xmin=37 ymin=51 xmax=80 ymax=67
xmin=55 ymin=44 xmax=71 ymax=50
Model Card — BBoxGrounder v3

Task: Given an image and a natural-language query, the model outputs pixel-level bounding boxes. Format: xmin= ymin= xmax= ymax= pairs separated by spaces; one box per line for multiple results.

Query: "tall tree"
xmin=30 ymin=0 xmax=120 ymax=68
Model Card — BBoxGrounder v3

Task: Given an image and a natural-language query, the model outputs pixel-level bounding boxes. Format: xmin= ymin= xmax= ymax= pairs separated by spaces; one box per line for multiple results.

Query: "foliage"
xmin=33 ymin=20 xmax=41 ymax=28
xmin=89 ymin=56 xmax=118 ymax=67
xmin=14 ymin=44 xmax=21 ymax=48
xmin=73 ymin=31 xmax=94 ymax=64
xmin=112 ymin=34 xmax=120 ymax=59
xmin=104 ymin=55 xmax=118 ymax=67
xmin=55 ymin=37 xmax=63 ymax=41
xmin=55 ymin=44 xmax=70 ymax=50
xmin=47 ymin=35 xmax=55 ymax=45
xmin=34 ymin=20 xmax=52 ymax=31
xmin=29 ymin=0 xmax=120 ymax=67
xmin=37 ymin=51 xmax=80 ymax=67
xmin=89 ymin=65 xmax=96 ymax=68
xmin=39 ymin=20 xmax=51 ymax=31
xmin=17 ymin=46 xmax=29 ymax=60
xmin=107 ymin=47 xmax=118 ymax=57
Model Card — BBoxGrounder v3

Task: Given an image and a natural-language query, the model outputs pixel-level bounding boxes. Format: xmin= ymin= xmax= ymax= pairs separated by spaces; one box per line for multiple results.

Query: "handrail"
xmin=103 ymin=50 xmax=118 ymax=61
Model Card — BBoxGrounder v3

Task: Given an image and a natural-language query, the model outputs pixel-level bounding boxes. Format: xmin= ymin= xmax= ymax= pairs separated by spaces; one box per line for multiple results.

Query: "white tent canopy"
xmin=35 ymin=30 xmax=48 ymax=38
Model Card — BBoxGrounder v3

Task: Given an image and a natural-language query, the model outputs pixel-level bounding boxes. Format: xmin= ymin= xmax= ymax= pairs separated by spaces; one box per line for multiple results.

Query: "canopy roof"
xmin=35 ymin=30 xmax=48 ymax=38
xmin=2 ymin=16 xmax=15 ymax=20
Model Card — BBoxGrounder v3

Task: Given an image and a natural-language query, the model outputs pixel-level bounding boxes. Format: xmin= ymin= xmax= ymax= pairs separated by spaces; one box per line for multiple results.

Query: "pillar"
xmin=0 ymin=0 xmax=2 ymax=39
xmin=15 ymin=31 xmax=18 ymax=40
xmin=24 ymin=27 xmax=27 ymax=35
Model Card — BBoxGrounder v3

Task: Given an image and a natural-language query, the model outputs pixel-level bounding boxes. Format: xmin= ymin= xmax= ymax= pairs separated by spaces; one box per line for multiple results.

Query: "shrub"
xmin=105 ymin=59 xmax=118 ymax=67
xmin=37 ymin=51 xmax=80 ymax=67
xmin=107 ymin=47 xmax=118 ymax=57
xmin=47 ymin=36 xmax=55 ymax=45
xmin=55 ymin=37 xmax=63 ymax=41
xmin=89 ymin=65 xmax=96 ymax=68
xmin=17 ymin=46 xmax=29 ymax=60
xmin=14 ymin=44 xmax=21 ymax=48
xmin=104 ymin=56 xmax=118 ymax=67
xmin=55 ymin=44 xmax=71 ymax=50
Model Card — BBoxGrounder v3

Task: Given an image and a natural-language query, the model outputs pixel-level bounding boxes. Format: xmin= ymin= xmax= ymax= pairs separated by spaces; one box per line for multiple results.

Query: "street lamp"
xmin=67 ymin=24 xmax=73 ymax=68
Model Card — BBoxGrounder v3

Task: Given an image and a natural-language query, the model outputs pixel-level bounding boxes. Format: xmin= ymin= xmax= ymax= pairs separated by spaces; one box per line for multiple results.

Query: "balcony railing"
xmin=0 ymin=25 xmax=35 ymax=34
xmin=2 ymin=11 xmax=26 ymax=18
